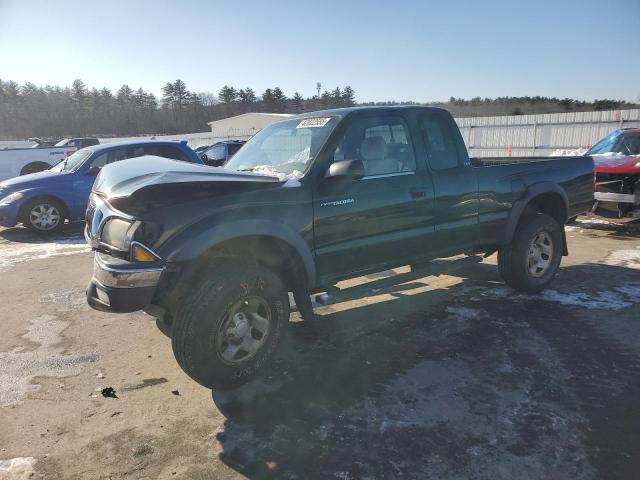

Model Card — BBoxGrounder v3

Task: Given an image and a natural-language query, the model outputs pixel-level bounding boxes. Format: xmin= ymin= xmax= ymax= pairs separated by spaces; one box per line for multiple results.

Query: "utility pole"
xmin=316 ymin=82 xmax=321 ymax=98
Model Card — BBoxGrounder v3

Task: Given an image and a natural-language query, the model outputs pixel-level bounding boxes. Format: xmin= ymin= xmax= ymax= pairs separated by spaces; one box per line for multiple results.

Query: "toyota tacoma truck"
xmin=84 ymin=106 xmax=594 ymax=389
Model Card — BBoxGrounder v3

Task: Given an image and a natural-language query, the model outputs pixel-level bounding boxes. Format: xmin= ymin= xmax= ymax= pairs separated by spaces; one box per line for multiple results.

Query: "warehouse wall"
xmin=456 ymin=109 xmax=640 ymax=157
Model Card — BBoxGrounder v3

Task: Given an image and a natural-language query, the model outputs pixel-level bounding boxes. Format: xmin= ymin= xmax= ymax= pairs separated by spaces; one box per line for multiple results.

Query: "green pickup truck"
xmin=85 ymin=106 xmax=594 ymax=389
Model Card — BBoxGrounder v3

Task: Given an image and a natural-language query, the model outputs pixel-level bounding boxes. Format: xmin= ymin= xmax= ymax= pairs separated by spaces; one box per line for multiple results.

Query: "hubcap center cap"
xmin=228 ymin=313 xmax=250 ymax=339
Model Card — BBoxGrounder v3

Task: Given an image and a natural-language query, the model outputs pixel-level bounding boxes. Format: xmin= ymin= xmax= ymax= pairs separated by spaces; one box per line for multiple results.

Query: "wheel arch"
xmin=166 ymin=219 xmax=316 ymax=290
xmin=20 ymin=161 xmax=53 ymax=176
xmin=18 ymin=194 xmax=70 ymax=224
xmin=505 ymin=183 xmax=569 ymax=255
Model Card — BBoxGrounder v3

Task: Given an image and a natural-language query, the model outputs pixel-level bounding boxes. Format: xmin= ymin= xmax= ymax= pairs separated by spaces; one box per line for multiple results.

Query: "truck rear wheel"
xmin=498 ymin=213 xmax=563 ymax=293
xmin=171 ymin=263 xmax=289 ymax=389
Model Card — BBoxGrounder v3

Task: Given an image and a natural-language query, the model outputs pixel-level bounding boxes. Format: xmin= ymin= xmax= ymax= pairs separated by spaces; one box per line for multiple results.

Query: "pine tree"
xmin=342 ymin=86 xmax=355 ymax=107
xmin=272 ymin=87 xmax=287 ymax=113
xmin=292 ymin=92 xmax=304 ymax=113
xmin=218 ymin=85 xmax=237 ymax=104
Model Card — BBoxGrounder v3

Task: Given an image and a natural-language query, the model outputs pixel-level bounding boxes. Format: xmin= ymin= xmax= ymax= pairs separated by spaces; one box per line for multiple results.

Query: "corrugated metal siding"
xmin=456 ymin=108 xmax=640 ymax=157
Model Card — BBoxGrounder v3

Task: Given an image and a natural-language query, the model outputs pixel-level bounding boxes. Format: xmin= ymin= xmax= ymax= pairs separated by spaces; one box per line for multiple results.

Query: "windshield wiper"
xmin=238 ymin=167 xmax=257 ymax=172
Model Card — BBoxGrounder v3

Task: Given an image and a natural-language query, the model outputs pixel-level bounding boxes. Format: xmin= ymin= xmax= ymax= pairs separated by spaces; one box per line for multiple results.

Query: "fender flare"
xmin=166 ymin=219 xmax=317 ymax=289
xmin=505 ymin=181 xmax=569 ymax=244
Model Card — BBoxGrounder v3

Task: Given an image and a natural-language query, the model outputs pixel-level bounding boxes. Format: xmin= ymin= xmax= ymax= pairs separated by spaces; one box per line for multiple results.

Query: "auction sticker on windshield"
xmin=297 ymin=117 xmax=331 ymax=129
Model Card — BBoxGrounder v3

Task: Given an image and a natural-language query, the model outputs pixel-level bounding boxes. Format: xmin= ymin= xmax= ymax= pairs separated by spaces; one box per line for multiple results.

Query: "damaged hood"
xmin=592 ymin=153 xmax=640 ymax=174
xmin=93 ymin=155 xmax=284 ymax=199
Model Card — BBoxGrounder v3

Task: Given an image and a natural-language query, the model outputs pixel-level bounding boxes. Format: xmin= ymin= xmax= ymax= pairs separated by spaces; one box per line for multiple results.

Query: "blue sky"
xmin=0 ymin=0 xmax=638 ymax=102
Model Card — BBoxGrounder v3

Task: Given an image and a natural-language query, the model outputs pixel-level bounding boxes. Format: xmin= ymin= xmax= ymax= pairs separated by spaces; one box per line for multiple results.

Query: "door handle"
xmin=410 ymin=189 xmax=426 ymax=198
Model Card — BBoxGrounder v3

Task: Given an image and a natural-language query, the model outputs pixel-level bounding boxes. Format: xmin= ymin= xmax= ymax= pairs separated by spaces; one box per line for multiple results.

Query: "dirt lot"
xmin=1 ymin=218 xmax=639 ymax=480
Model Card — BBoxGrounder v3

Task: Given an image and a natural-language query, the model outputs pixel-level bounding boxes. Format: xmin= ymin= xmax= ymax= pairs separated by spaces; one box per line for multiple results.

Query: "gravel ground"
xmin=0 ymin=217 xmax=639 ymax=480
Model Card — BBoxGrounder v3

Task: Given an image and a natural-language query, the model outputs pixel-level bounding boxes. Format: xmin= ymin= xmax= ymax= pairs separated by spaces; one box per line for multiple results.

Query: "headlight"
xmin=100 ymin=218 xmax=138 ymax=251
xmin=635 ymin=161 xmax=640 ymax=168
xmin=0 ymin=192 xmax=24 ymax=205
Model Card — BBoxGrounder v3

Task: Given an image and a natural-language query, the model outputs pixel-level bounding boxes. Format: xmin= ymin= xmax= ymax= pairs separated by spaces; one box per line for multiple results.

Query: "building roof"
xmin=207 ymin=112 xmax=292 ymax=126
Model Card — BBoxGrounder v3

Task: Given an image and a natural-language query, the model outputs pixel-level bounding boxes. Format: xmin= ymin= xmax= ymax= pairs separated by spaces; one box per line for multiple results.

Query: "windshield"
xmin=54 ymin=138 xmax=70 ymax=147
xmin=224 ymin=116 xmax=339 ymax=179
xmin=49 ymin=148 xmax=93 ymax=172
xmin=587 ymin=132 xmax=640 ymax=156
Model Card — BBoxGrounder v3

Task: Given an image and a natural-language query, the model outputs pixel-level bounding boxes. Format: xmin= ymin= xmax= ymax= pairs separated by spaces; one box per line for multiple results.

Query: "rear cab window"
xmin=418 ymin=113 xmax=461 ymax=170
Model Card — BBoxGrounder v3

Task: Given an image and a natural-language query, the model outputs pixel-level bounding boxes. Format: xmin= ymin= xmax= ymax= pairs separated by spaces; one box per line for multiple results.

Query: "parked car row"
xmin=0 ymin=137 xmax=100 ymax=180
xmin=0 ymin=140 xmax=203 ymax=232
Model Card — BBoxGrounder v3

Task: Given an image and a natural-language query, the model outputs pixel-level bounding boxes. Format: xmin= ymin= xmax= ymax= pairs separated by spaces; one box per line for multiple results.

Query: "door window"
xmin=88 ymin=148 xmax=127 ymax=169
xmin=332 ymin=116 xmax=416 ymax=176
xmin=419 ymin=114 xmax=460 ymax=170
xmin=144 ymin=145 xmax=191 ymax=162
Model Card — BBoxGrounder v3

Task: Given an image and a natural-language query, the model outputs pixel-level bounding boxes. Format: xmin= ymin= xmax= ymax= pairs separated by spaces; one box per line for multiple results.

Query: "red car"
xmin=589 ymin=128 xmax=640 ymax=217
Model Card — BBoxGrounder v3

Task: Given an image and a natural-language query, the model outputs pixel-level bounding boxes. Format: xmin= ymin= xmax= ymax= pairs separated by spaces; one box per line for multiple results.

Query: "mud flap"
xmin=292 ymin=288 xmax=315 ymax=323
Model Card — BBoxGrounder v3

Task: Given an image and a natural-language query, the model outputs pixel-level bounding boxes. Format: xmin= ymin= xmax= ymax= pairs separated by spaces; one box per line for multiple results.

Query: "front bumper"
xmin=0 ymin=203 xmax=19 ymax=228
xmin=87 ymin=252 xmax=165 ymax=313
xmin=594 ymin=191 xmax=640 ymax=205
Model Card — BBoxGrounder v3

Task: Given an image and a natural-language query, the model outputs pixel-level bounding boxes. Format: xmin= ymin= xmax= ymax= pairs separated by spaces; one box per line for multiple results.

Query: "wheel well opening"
xmin=20 ymin=162 xmax=52 ymax=176
xmin=199 ymin=235 xmax=307 ymax=291
xmin=524 ymin=192 xmax=567 ymax=225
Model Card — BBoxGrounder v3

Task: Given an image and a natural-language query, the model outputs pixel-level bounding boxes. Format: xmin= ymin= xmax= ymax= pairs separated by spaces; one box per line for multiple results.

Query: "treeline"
xmin=409 ymin=96 xmax=636 ymax=118
xmin=0 ymin=78 xmax=355 ymax=140
xmin=0 ymin=77 xmax=637 ymax=140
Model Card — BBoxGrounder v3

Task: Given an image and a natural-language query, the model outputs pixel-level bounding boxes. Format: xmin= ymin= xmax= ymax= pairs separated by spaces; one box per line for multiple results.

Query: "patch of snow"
xmin=0 ymin=235 xmax=90 ymax=270
xmin=591 ymin=152 xmax=626 ymax=157
xmin=549 ymin=148 xmax=587 ymax=157
xmin=606 ymin=246 xmax=640 ymax=270
xmin=0 ymin=457 xmax=37 ymax=480
xmin=536 ymin=289 xmax=635 ymax=310
xmin=0 ymin=315 xmax=97 ymax=406
xmin=575 ymin=217 xmax=610 ymax=225
xmin=249 ymin=165 xmax=303 ymax=181
xmin=446 ymin=306 xmax=483 ymax=320
xmin=39 ymin=288 xmax=88 ymax=311
xmin=464 ymin=283 xmax=640 ymax=311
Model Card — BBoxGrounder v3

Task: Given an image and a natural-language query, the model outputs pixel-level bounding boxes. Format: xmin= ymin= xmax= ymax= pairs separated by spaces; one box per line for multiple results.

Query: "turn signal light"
xmin=132 ymin=244 xmax=157 ymax=262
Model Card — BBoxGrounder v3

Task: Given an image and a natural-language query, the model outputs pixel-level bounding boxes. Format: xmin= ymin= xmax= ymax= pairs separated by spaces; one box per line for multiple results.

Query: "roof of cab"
xmin=290 ymin=105 xmax=450 ymax=120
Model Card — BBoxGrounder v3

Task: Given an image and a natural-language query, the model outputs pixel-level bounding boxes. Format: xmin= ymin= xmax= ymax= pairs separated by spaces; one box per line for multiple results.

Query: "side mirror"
xmin=85 ymin=166 xmax=101 ymax=176
xmin=326 ymin=159 xmax=365 ymax=180
xmin=200 ymin=153 xmax=208 ymax=162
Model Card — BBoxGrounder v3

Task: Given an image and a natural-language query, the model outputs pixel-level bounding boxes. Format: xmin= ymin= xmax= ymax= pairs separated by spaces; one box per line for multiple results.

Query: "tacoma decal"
xmin=320 ymin=198 xmax=354 ymax=207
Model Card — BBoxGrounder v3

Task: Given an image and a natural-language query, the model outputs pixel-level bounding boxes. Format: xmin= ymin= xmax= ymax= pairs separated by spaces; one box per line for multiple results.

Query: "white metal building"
xmin=207 ymin=113 xmax=292 ymax=139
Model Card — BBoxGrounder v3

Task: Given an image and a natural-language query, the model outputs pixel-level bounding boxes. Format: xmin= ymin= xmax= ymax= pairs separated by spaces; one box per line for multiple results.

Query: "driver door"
xmin=313 ymin=114 xmax=435 ymax=282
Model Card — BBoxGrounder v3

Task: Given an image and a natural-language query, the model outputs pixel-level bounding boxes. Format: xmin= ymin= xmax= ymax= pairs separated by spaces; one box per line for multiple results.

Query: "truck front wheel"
xmin=171 ymin=263 xmax=289 ymax=389
xmin=498 ymin=213 xmax=563 ymax=293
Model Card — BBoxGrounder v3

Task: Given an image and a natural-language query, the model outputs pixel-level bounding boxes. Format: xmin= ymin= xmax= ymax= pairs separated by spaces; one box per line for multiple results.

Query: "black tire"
xmin=497 ymin=213 xmax=563 ymax=293
xmin=171 ymin=262 xmax=290 ymax=389
xmin=22 ymin=197 xmax=67 ymax=233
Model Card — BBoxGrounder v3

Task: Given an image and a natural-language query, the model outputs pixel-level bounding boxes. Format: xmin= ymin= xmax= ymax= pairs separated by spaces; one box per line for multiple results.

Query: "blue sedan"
xmin=0 ymin=140 xmax=203 ymax=233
